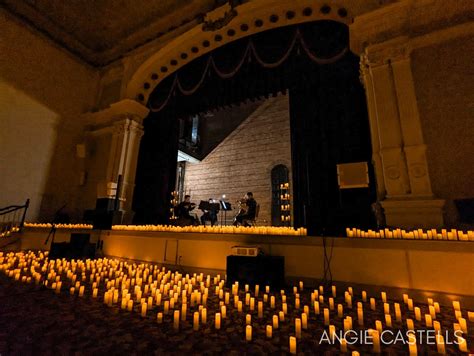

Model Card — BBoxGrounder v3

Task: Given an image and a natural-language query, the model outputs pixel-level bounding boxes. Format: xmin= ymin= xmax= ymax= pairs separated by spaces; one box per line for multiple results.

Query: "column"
xmin=362 ymin=44 xmax=444 ymax=228
xmin=85 ymin=99 xmax=148 ymax=224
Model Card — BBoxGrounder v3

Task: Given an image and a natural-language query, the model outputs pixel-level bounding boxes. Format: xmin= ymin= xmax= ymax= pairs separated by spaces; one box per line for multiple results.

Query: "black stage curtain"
xmin=133 ymin=20 xmax=376 ymax=232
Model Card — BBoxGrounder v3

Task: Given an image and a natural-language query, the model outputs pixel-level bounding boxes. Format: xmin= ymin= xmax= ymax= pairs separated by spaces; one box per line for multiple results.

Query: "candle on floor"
xmin=273 ymin=315 xmax=279 ymax=329
xmin=314 ymin=301 xmax=320 ymax=315
xmin=93 ymin=288 xmax=98 ymax=298
xmin=394 ymin=303 xmax=402 ymax=322
xmin=304 ymin=305 xmax=309 ymax=316
xmin=246 ymin=314 xmax=251 ymax=325
xmin=370 ymin=298 xmax=376 ymax=311
xmin=425 ymin=314 xmax=432 ymax=327
xmin=255 ymin=285 xmax=259 ymax=296
xmin=434 ymin=302 xmax=441 ymax=314
xmin=329 ymin=324 xmax=336 ymax=340
xmin=362 ymin=290 xmax=367 ymax=302
xmin=173 ymin=310 xmax=180 ymax=330
xmin=215 ymin=313 xmax=221 ymax=329
xmin=266 ymin=325 xmax=272 ymax=338
xmin=221 ymin=305 xmax=227 ymax=319
xmin=403 ymin=293 xmax=409 ymax=304
xmin=340 ymin=338 xmax=347 ymax=352
xmin=246 ymin=325 xmax=252 ymax=341
xmin=433 ymin=321 xmax=441 ymax=333
xmin=407 ymin=318 xmax=414 ymax=331
xmin=407 ymin=332 xmax=417 ymax=356
xmin=202 ymin=308 xmax=207 ymax=324
xmin=329 ymin=297 xmax=334 ymax=310
xmin=238 ymin=301 xmax=243 ymax=313
xmin=338 ymin=304 xmax=344 ymax=318
xmin=375 ymin=320 xmax=382 ymax=334
xmin=358 ymin=307 xmax=364 ymax=326
xmin=289 ymin=336 xmax=297 ymax=355
xmin=193 ymin=311 xmax=199 ymax=331
xmin=279 ymin=311 xmax=284 ymax=322
xmin=258 ymin=301 xmax=263 ymax=318
xmin=295 ymin=318 xmax=302 ymax=339
xmin=381 ymin=292 xmax=387 ymax=303
xmin=436 ymin=334 xmax=446 ymax=354
xmin=324 ymin=308 xmax=330 ymax=325
xmin=332 ymin=285 xmax=336 ymax=297
xmin=408 ymin=299 xmax=414 ymax=311
xmin=384 ymin=303 xmax=390 ymax=315
xmin=270 ymin=296 xmax=275 ymax=308
xmin=164 ymin=301 xmax=169 ymax=314
xmin=283 ymin=303 xmax=288 ymax=315
xmin=302 ymin=313 xmax=308 ymax=329
xmin=70 ymin=287 xmax=75 ymax=295
xmin=295 ymin=298 xmax=300 ymax=310
xmin=414 ymin=307 xmax=421 ymax=321
xmin=453 ymin=301 xmax=461 ymax=311
xmin=127 ymin=299 xmax=133 ymax=311
xmin=372 ymin=330 xmax=381 ymax=353
xmin=141 ymin=302 xmax=147 ymax=317
xmin=79 ymin=286 xmax=85 ymax=297
xmin=459 ymin=318 xmax=467 ymax=334
xmin=385 ymin=314 xmax=392 ymax=327
xmin=458 ymin=336 xmax=468 ymax=352
xmin=157 ymin=312 xmax=163 ymax=323
xmin=250 ymin=297 xmax=255 ymax=311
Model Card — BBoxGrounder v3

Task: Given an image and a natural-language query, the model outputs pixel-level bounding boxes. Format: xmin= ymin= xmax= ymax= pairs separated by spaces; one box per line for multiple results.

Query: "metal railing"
xmin=0 ymin=199 xmax=29 ymax=237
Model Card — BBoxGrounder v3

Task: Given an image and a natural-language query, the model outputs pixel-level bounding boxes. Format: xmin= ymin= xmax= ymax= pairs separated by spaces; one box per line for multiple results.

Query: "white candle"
xmin=193 ymin=311 xmax=199 ymax=331
xmin=221 ymin=305 xmax=227 ymax=319
xmin=295 ymin=318 xmax=301 ymax=339
xmin=314 ymin=301 xmax=320 ymax=315
xmin=362 ymin=291 xmax=367 ymax=302
xmin=338 ymin=304 xmax=344 ymax=318
xmin=246 ymin=314 xmax=251 ymax=325
xmin=383 ymin=303 xmax=390 ymax=315
xmin=385 ymin=314 xmax=392 ymax=328
xmin=458 ymin=336 xmax=468 ymax=352
xmin=173 ymin=310 xmax=180 ymax=330
xmin=202 ymin=308 xmax=207 ymax=324
xmin=436 ymin=334 xmax=446 ymax=354
xmin=157 ymin=312 xmax=163 ymax=323
xmin=414 ymin=307 xmax=421 ymax=321
xmin=289 ymin=336 xmax=296 ymax=354
xmin=324 ymin=308 xmax=330 ymax=325
xmin=381 ymin=292 xmax=387 ymax=303
xmin=215 ymin=312 xmax=221 ymax=329
xmin=357 ymin=307 xmax=364 ymax=326
xmin=407 ymin=299 xmax=414 ymax=311
xmin=407 ymin=332 xmax=417 ymax=356
xmin=375 ymin=320 xmax=382 ymax=334
xmin=425 ymin=314 xmax=432 ymax=327
xmin=273 ymin=315 xmax=279 ymax=329
xmin=246 ymin=325 xmax=252 ymax=341
xmin=79 ymin=286 xmax=85 ymax=297
xmin=370 ymin=298 xmax=376 ymax=311
xmin=340 ymin=338 xmax=347 ymax=352
xmin=295 ymin=298 xmax=300 ymax=310
xmin=406 ymin=319 xmax=414 ymax=331
xmin=258 ymin=301 xmax=263 ymax=318
xmin=332 ymin=285 xmax=336 ymax=297
xmin=372 ymin=330 xmax=381 ymax=353
xmin=301 ymin=313 xmax=308 ymax=329
xmin=266 ymin=325 xmax=272 ymax=338
xmin=279 ymin=311 xmax=284 ymax=322
xmin=127 ymin=299 xmax=133 ymax=311
xmin=459 ymin=318 xmax=467 ymax=334
xmin=270 ymin=296 xmax=275 ymax=308
xmin=141 ymin=302 xmax=147 ymax=317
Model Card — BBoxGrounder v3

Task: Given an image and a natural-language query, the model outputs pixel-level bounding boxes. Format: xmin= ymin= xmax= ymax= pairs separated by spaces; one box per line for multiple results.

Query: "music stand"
xmin=219 ymin=201 xmax=232 ymax=226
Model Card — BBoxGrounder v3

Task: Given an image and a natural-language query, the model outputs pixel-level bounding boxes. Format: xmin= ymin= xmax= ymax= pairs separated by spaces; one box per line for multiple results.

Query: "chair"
xmin=244 ymin=204 xmax=260 ymax=227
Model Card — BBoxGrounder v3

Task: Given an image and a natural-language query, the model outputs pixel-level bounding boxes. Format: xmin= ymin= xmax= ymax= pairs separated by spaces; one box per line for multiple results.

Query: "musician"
xmin=176 ymin=195 xmax=197 ymax=225
xmin=233 ymin=192 xmax=257 ymax=227
xmin=200 ymin=198 xmax=218 ymax=226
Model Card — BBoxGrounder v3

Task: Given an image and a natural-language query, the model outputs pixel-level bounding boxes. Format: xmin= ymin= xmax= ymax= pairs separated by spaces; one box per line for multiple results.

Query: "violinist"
xmin=233 ymin=192 xmax=257 ymax=227
xmin=176 ymin=195 xmax=197 ymax=225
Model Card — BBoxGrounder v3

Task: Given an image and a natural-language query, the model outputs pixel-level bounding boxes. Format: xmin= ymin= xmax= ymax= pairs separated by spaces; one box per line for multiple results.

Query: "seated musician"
xmin=176 ymin=195 xmax=197 ymax=225
xmin=233 ymin=192 xmax=257 ymax=227
xmin=200 ymin=198 xmax=218 ymax=226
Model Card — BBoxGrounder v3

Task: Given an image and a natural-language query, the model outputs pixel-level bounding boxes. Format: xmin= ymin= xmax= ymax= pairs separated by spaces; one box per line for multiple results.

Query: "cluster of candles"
xmin=24 ymin=223 xmax=93 ymax=229
xmin=0 ymin=226 xmax=20 ymax=238
xmin=346 ymin=227 xmax=474 ymax=241
xmin=112 ymin=225 xmax=307 ymax=236
xmin=1 ymin=250 xmax=472 ymax=354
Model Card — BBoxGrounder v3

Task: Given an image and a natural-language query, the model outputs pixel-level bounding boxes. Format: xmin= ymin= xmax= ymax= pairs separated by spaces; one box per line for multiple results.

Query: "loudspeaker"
xmin=92 ymin=211 xmax=113 ymax=230
xmin=95 ymin=198 xmax=115 ymax=211
xmin=49 ymin=242 xmax=70 ymax=259
xmin=226 ymin=255 xmax=285 ymax=288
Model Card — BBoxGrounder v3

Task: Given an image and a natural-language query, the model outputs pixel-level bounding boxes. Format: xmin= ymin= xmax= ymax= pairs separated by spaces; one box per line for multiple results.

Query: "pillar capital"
xmin=85 ymin=99 xmax=149 ymax=130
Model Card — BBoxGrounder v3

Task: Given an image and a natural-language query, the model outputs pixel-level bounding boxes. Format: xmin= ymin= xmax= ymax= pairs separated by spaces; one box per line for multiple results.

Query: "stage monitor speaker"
xmin=226 ymin=255 xmax=285 ymax=288
xmin=337 ymin=162 xmax=369 ymax=189
xmin=49 ymin=242 xmax=70 ymax=259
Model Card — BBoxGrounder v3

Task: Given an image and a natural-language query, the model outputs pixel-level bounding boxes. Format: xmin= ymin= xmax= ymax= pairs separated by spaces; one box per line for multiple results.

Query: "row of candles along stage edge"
xmin=1 ymin=251 xmax=472 ymax=355
xmin=23 ymin=223 xmax=307 ymax=236
xmin=347 ymin=227 xmax=474 ymax=241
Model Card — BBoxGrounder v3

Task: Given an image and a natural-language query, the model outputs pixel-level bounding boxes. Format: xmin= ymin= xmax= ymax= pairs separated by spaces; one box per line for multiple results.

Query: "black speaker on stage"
xmin=226 ymin=255 xmax=285 ymax=288
xmin=49 ymin=242 xmax=70 ymax=259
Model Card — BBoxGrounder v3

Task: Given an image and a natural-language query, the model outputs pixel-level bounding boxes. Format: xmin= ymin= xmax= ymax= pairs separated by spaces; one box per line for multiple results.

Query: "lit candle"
xmin=164 ymin=300 xmax=169 ymax=314
xmin=403 ymin=294 xmax=409 ymax=304
xmin=433 ymin=321 xmax=440 ymax=332
xmin=372 ymin=330 xmax=381 ymax=353
xmin=157 ymin=312 xmax=163 ymax=323
xmin=295 ymin=298 xmax=300 ymax=310
xmin=408 ymin=299 xmax=414 ymax=311
xmin=289 ymin=336 xmax=297 ymax=354
xmin=385 ymin=314 xmax=392 ymax=327
xmin=266 ymin=325 xmax=272 ymax=338
xmin=250 ymin=297 xmax=255 ymax=311
xmin=79 ymin=286 xmax=85 ymax=297
xmin=395 ymin=304 xmax=402 ymax=322
xmin=375 ymin=320 xmax=382 ymax=334
xmin=221 ymin=305 xmax=227 ymax=319
xmin=381 ymin=292 xmax=387 ymax=303
xmin=193 ymin=311 xmax=199 ymax=331
xmin=362 ymin=291 xmax=367 ymax=302
xmin=458 ymin=336 xmax=468 ymax=352
xmin=332 ymin=285 xmax=336 ymax=297
xmin=302 ymin=313 xmax=308 ymax=329
xmin=314 ymin=301 xmax=320 ymax=315
xmin=324 ymin=308 xmax=330 ymax=325
xmin=141 ymin=302 xmax=147 ymax=317
xmin=407 ymin=332 xmax=417 ymax=356
xmin=370 ymin=298 xmax=376 ymax=311
xmin=414 ymin=307 xmax=421 ymax=321
xmin=70 ymin=287 xmax=75 ymax=295
xmin=434 ymin=302 xmax=441 ymax=314
xmin=384 ymin=303 xmax=390 ymax=315
xmin=202 ymin=308 xmax=207 ymax=324
xmin=246 ymin=314 xmax=251 ymax=325
xmin=258 ymin=301 xmax=263 ymax=318
xmin=215 ymin=313 xmax=221 ymax=329
xmin=424 ymin=314 xmax=432 ymax=327
xmin=93 ymin=288 xmax=98 ymax=298
xmin=246 ymin=325 xmax=252 ymax=341
xmin=436 ymin=334 xmax=446 ymax=354
xmin=358 ymin=307 xmax=364 ymax=326
xmin=338 ymin=304 xmax=344 ymax=318
xmin=299 ymin=281 xmax=303 ymax=291
xmin=459 ymin=318 xmax=467 ymax=334
xmin=238 ymin=301 xmax=243 ymax=313
xmin=270 ymin=296 xmax=275 ymax=308
xmin=272 ymin=314 xmax=279 ymax=329
xmin=279 ymin=311 xmax=284 ymax=322
xmin=329 ymin=325 xmax=336 ymax=339
xmin=453 ymin=301 xmax=461 ymax=311
xmin=173 ymin=310 xmax=180 ymax=330
xmin=340 ymin=338 xmax=347 ymax=352
xmin=406 ymin=319 xmax=414 ymax=331
xmin=329 ymin=298 xmax=334 ymax=310
xmin=295 ymin=318 xmax=301 ymax=339
xmin=283 ymin=303 xmax=288 ymax=314
xmin=127 ymin=300 xmax=133 ymax=311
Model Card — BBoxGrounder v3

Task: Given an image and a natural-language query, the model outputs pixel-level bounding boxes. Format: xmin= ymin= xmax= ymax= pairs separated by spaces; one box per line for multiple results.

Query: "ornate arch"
xmin=126 ymin=0 xmax=379 ymax=104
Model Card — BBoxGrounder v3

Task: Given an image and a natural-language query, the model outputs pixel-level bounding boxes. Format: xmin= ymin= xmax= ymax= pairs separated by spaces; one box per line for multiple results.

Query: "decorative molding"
xmin=84 ymin=99 xmax=149 ymax=129
xmin=202 ymin=3 xmax=238 ymax=32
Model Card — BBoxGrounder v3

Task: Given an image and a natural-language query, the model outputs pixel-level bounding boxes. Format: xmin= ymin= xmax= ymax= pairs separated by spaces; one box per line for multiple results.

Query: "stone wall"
xmin=0 ymin=10 xmax=99 ymax=221
xmin=412 ymin=35 xmax=474 ymax=227
xmin=183 ymin=95 xmax=292 ymax=225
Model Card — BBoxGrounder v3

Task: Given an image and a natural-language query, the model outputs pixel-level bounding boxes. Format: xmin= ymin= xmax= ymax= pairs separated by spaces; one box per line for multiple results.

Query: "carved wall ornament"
xmin=409 ymin=163 xmax=427 ymax=178
xmin=202 ymin=2 xmax=238 ymax=32
xmin=386 ymin=165 xmax=401 ymax=180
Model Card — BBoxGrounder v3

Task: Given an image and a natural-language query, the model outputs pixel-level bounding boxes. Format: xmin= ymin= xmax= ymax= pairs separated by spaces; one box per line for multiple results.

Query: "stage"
xmin=17 ymin=226 xmax=474 ymax=307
